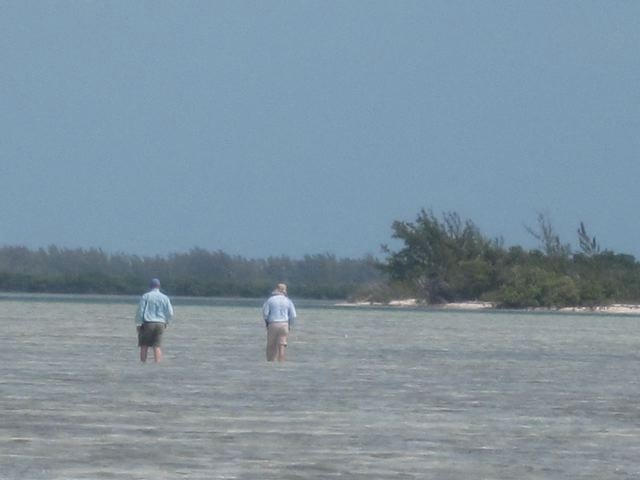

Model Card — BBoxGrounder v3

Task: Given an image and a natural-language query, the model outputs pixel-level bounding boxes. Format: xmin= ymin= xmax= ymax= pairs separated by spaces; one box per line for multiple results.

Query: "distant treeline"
xmin=379 ymin=210 xmax=640 ymax=308
xmin=0 ymin=246 xmax=382 ymax=299
xmin=4 ymin=209 xmax=640 ymax=307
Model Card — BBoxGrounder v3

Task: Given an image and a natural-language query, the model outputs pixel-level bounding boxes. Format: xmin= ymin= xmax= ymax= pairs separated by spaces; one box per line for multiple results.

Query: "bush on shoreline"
xmin=380 ymin=210 xmax=640 ymax=308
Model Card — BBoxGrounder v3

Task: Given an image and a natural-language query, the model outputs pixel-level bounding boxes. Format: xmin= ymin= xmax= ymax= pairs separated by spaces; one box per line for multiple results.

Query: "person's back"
xmin=140 ymin=288 xmax=173 ymax=324
xmin=263 ymin=294 xmax=296 ymax=325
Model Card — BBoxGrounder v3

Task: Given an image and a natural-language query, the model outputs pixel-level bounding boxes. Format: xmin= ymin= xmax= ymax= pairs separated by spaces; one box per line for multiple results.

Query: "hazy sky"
xmin=2 ymin=1 xmax=639 ymax=259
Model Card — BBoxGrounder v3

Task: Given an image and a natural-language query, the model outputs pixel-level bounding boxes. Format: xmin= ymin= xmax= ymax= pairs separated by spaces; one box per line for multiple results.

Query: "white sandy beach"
xmin=337 ymin=299 xmax=640 ymax=314
xmin=558 ymin=304 xmax=640 ymax=314
xmin=334 ymin=299 xmax=493 ymax=309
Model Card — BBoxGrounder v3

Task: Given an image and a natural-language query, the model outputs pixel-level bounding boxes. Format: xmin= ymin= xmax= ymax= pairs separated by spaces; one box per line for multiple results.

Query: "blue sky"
xmin=1 ymin=1 xmax=639 ymax=259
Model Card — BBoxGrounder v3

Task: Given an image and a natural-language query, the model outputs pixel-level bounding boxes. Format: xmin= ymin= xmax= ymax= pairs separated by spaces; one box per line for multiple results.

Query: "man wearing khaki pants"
xmin=262 ymin=283 xmax=297 ymax=362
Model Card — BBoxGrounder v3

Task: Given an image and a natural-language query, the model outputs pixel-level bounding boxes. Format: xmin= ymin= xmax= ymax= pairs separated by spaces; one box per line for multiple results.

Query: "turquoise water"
xmin=1 ymin=295 xmax=639 ymax=479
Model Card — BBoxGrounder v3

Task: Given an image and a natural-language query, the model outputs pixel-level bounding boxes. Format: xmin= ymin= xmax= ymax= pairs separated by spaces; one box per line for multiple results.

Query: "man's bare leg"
xmin=277 ymin=345 xmax=286 ymax=362
xmin=153 ymin=347 xmax=163 ymax=363
xmin=140 ymin=346 xmax=148 ymax=363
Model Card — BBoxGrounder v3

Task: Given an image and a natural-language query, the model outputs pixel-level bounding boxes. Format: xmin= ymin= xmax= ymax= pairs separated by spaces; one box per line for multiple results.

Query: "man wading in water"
xmin=135 ymin=278 xmax=174 ymax=363
xmin=262 ymin=283 xmax=297 ymax=362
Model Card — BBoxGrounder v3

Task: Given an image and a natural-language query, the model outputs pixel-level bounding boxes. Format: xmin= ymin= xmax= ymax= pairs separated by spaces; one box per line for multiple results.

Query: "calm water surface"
xmin=1 ymin=295 xmax=639 ymax=479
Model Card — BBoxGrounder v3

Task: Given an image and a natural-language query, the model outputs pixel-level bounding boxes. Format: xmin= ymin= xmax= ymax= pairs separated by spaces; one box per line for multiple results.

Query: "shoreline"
xmin=335 ymin=299 xmax=640 ymax=315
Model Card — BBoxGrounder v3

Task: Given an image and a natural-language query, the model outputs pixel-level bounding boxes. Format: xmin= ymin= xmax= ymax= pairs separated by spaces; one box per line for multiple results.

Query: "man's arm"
xmin=165 ymin=298 xmax=174 ymax=326
xmin=262 ymin=301 xmax=270 ymax=328
xmin=288 ymin=301 xmax=296 ymax=330
xmin=135 ymin=296 xmax=146 ymax=326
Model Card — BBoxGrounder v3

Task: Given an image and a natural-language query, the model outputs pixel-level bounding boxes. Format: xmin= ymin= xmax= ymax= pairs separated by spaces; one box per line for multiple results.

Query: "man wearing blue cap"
xmin=135 ymin=278 xmax=174 ymax=362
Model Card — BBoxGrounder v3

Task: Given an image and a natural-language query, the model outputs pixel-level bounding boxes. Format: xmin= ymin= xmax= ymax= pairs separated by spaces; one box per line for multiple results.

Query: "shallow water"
xmin=1 ymin=295 xmax=639 ymax=479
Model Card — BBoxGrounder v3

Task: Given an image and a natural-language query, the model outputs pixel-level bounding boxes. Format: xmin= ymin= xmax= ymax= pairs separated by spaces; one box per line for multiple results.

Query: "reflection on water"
xmin=1 ymin=295 xmax=639 ymax=479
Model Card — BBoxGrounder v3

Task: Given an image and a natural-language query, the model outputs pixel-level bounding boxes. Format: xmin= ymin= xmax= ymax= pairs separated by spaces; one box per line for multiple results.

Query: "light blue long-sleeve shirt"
xmin=262 ymin=293 xmax=296 ymax=328
xmin=136 ymin=288 xmax=174 ymax=326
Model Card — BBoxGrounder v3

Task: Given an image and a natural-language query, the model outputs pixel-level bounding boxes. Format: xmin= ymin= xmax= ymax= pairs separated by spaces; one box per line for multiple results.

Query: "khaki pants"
xmin=266 ymin=322 xmax=288 ymax=361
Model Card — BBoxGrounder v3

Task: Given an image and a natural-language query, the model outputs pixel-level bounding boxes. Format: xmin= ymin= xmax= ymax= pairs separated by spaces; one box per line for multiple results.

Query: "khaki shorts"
xmin=266 ymin=322 xmax=289 ymax=360
xmin=138 ymin=322 xmax=165 ymax=347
